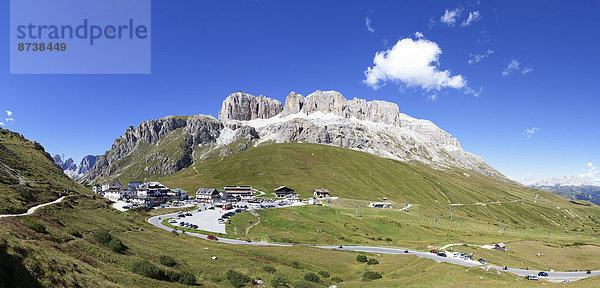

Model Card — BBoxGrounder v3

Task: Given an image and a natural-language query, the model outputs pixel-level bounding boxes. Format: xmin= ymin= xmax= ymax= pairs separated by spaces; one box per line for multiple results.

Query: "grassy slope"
xmin=0 ymin=128 xmax=87 ymax=214
xmin=165 ymin=143 xmax=600 ymax=229
xmin=2 ymin=195 xmax=598 ymax=287
xmin=1 ymin=140 xmax=600 ymax=286
xmin=162 ymin=143 xmax=533 ymax=203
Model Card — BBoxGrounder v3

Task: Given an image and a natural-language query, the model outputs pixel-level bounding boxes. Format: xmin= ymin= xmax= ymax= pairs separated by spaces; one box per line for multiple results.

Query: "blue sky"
xmin=1 ymin=0 xmax=598 ymax=183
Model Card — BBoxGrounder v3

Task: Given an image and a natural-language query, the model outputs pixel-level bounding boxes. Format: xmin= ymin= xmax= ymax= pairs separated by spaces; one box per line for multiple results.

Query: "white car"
xmin=168 ymin=219 xmax=177 ymax=224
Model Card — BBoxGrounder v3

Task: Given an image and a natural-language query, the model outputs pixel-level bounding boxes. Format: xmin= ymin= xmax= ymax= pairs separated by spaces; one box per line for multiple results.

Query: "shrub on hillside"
xmin=178 ymin=271 xmax=197 ymax=285
xmin=65 ymin=227 xmax=82 ymax=238
xmin=356 ymin=255 xmax=367 ymax=263
xmin=263 ymin=265 xmax=276 ymax=273
xmin=271 ymin=275 xmax=290 ymax=288
xmin=108 ymin=238 xmax=126 ymax=253
xmin=20 ymin=218 xmax=47 ymax=234
xmin=93 ymin=231 xmax=112 ymax=245
xmin=331 ymin=276 xmax=343 ymax=282
xmin=366 ymin=258 xmax=379 ymax=265
xmin=130 ymin=260 xmax=166 ymax=281
xmin=362 ymin=271 xmax=382 ymax=281
xmin=94 ymin=230 xmax=126 ymax=253
xmin=159 ymin=255 xmax=177 ymax=267
xmin=303 ymin=272 xmax=320 ymax=283
xmin=226 ymin=270 xmax=251 ymax=288
xmin=317 ymin=270 xmax=330 ymax=278
xmin=291 ymin=261 xmax=302 ymax=269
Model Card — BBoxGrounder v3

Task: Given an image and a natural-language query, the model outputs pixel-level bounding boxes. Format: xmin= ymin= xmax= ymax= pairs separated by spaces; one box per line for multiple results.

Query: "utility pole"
xmin=548 ymin=230 xmax=550 ymax=240
xmin=435 ymin=218 xmax=438 ymax=231
xmin=405 ymin=202 xmax=408 ymax=214
xmin=450 ymin=208 xmax=453 ymax=220
xmin=355 ymin=204 xmax=358 ymax=217
xmin=525 ymin=222 xmax=528 ymax=230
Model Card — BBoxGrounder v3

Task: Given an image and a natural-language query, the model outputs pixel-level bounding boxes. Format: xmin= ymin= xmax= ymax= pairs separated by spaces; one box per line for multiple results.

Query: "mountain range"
xmin=53 ymin=154 xmax=99 ymax=180
xmin=80 ymin=90 xmax=506 ymax=184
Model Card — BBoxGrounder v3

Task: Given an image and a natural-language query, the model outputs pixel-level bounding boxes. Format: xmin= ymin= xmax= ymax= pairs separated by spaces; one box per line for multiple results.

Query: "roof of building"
xmin=274 ymin=186 xmax=295 ymax=192
xmin=104 ymin=182 xmax=122 ymax=186
xmin=138 ymin=182 xmax=167 ymax=189
xmin=224 ymin=186 xmax=252 ymax=190
xmin=496 ymin=242 xmax=506 ymax=247
xmin=196 ymin=188 xmax=219 ymax=195
xmin=313 ymin=189 xmax=330 ymax=193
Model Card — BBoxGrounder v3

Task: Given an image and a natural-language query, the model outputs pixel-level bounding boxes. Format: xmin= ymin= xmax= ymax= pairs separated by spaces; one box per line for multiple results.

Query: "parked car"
xmin=179 ymin=222 xmax=185 ymax=226
xmin=538 ymin=272 xmax=548 ymax=277
xmin=586 ymin=270 xmax=592 ymax=274
xmin=525 ymin=275 xmax=538 ymax=280
xmin=478 ymin=258 xmax=485 ymax=264
xmin=185 ymin=213 xmax=192 ymax=216
xmin=168 ymin=219 xmax=177 ymax=224
xmin=404 ymin=250 xmax=409 ymax=253
xmin=123 ymin=205 xmax=131 ymax=209
xmin=438 ymin=252 xmax=447 ymax=257
xmin=207 ymin=235 xmax=219 ymax=241
xmin=429 ymin=250 xmax=439 ymax=254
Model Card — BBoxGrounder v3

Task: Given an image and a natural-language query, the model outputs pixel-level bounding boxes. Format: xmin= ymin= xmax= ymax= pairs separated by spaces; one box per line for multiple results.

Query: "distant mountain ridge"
xmin=536 ymin=185 xmax=600 ymax=206
xmin=53 ymin=154 xmax=99 ymax=180
xmin=81 ymin=90 xmax=507 ymax=184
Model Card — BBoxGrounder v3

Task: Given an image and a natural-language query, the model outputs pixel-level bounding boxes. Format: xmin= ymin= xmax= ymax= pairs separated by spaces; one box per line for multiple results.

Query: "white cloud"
xmin=0 ymin=122 xmax=4 ymax=126
xmin=502 ymin=59 xmax=533 ymax=76
xmin=365 ymin=16 xmax=375 ymax=33
xmin=364 ymin=37 xmax=466 ymax=91
xmin=440 ymin=8 xmax=461 ymax=26
xmin=468 ymin=49 xmax=494 ymax=64
xmin=461 ymin=11 xmax=481 ymax=27
xmin=5 ymin=118 xmax=14 ymax=122
xmin=6 ymin=110 xmax=12 ymax=116
xmin=523 ymin=127 xmax=538 ymax=139
xmin=580 ymin=162 xmax=599 ymax=180
xmin=428 ymin=17 xmax=436 ymax=29
xmin=428 ymin=94 xmax=437 ymax=101
xmin=464 ymin=86 xmax=484 ymax=97
xmin=414 ymin=31 xmax=424 ymax=39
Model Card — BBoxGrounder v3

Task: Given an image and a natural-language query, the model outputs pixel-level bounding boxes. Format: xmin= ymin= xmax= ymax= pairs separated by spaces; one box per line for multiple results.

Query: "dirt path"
xmin=0 ymin=196 xmax=66 ymax=218
xmin=245 ymin=210 xmax=261 ymax=236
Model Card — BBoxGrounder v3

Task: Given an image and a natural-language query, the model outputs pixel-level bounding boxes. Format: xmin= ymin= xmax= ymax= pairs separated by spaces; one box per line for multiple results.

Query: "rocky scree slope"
xmin=83 ymin=91 xmax=505 ymax=184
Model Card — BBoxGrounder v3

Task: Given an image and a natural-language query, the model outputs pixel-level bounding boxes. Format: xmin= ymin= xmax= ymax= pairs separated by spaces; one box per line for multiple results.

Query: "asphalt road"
xmin=148 ymin=211 xmax=599 ymax=281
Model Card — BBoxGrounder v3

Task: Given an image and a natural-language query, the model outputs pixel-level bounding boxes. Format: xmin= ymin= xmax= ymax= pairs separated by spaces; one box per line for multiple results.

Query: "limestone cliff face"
xmin=277 ymin=90 xmax=461 ymax=150
xmin=83 ymin=90 xmax=505 ymax=184
xmin=82 ymin=115 xmax=258 ymax=183
xmin=218 ymin=92 xmax=283 ymax=121
xmin=224 ymin=90 xmax=503 ymax=179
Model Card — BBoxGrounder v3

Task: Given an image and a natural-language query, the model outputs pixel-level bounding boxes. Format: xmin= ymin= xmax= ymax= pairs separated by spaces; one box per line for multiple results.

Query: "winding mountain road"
xmin=0 ymin=196 xmax=66 ymax=218
xmin=148 ymin=211 xmax=600 ymax=282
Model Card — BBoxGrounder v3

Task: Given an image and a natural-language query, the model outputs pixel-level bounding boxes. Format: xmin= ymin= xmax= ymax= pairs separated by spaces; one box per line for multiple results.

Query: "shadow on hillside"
xmin=0 ymin=243 xmax=42 ymax=288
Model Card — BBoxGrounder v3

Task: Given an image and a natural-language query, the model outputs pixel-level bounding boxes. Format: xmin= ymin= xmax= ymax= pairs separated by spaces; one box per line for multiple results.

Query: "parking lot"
xmin=166 ymin=200 xmax=305 ymax=234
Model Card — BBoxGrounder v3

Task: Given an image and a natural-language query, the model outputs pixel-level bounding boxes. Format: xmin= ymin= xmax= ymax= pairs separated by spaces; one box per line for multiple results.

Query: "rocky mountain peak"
xmin=219 ymin=92 xmax=283 ymax=121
